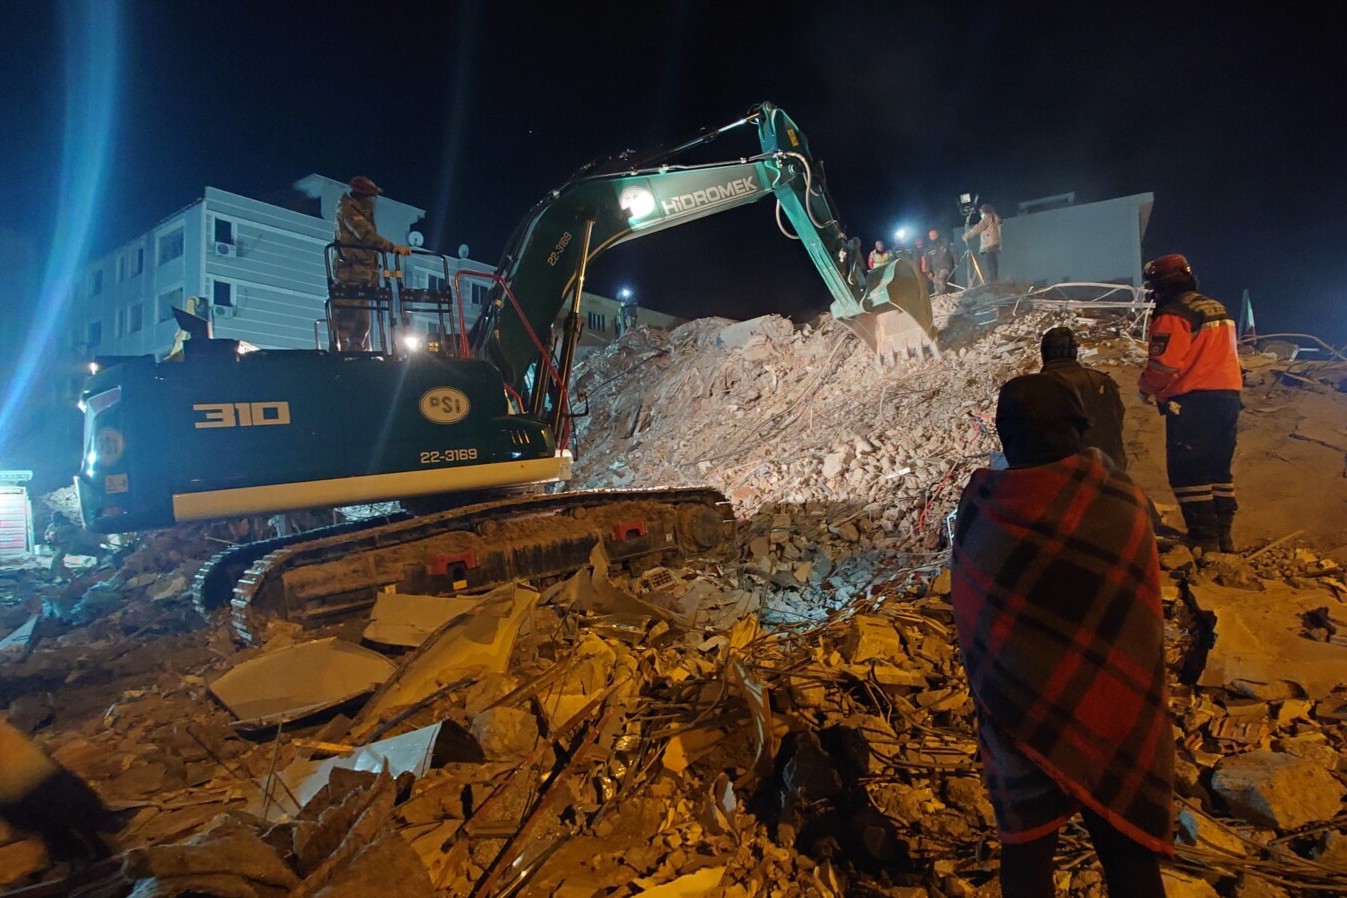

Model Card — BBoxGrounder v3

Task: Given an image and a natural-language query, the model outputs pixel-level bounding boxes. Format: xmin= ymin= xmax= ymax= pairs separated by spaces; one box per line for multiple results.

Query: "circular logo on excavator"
xmin=419 ymin=387 xmax=471 ymax=424
xmin=95 ymin=427 xmax=125 ymax=465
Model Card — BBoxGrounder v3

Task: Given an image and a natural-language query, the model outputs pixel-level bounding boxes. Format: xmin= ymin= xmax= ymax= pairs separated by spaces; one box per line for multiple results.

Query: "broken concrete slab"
xmin=843 ymin=616 xmax=903 ymax=664
xmin=1177 ymin=806 xmax=1246 ymax=856
xmin=631 ymin=865 xmax=725 ymax=896
xmin=123 ymin=814 xmax=301 ymax=895
xmin=0 ymin=838 xmax=47 ymax=890
xmin=349 ymin=583 xmax=539 ymax=740
xmin=362 ymin=591 xmax=484 ymax=648
xmin=1191 ymin=582 xmax=1347 ymax=700
xmin=208 ymin=637 xmax=397 ymax=729
xmin=1161 ymin=870 xmax=1221 ymax=898
xmin=1210 ymin=751 xmax=1347 ymax=829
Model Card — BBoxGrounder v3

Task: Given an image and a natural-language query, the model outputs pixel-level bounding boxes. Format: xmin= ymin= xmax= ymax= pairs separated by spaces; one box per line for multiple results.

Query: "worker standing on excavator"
xmin=1137 ymin=254 xmax=1243 ymax=553
xmin=332 ymin=176 xmax=411 ymax=351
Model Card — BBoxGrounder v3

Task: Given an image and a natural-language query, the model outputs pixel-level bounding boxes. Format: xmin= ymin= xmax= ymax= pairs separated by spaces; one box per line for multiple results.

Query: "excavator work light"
xmin=619 ymin=186 xmax=656 ymax=221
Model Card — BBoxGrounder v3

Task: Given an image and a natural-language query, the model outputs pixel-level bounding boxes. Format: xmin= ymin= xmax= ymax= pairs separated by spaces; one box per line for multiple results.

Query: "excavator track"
xmin=193 ymin=489 xmax=735 ymax=645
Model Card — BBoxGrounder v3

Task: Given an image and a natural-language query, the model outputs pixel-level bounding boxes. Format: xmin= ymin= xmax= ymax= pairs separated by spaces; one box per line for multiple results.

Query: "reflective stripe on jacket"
xmin=1138 ymin=291 xmax=1243 ymax=401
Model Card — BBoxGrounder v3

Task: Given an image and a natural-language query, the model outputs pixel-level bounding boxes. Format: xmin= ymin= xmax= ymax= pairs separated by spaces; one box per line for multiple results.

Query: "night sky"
xmin=3 ymin=1 xmax=1344 ymax=348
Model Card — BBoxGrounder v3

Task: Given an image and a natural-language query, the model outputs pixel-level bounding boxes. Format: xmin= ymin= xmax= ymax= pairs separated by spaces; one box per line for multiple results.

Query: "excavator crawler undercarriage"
xmin=192 ymin=488 xmax=735 ymax=644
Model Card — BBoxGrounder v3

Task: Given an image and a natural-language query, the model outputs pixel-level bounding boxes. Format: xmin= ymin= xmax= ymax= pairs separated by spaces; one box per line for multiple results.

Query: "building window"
xmin=212 ymin=279 xmax=233 ymax=307
xmin=587 ymin=311 xmax=606 ymax=331
xmin=158 ymin=287 xmax=183 ymax=322
xmin=471 ymin=283 xmax=488 ymax=306
xmin=116 ymin=255 xmax=126 ymax=282
xmin=113 ymin=307 xmax=125 ymax=337
xmin=129 ymin=303 xmax=143 ymax=333
xmin=132 ymin=246 xmax=144 ymax=277
xmin=158 ymin=228 xmax=184 ymax=265
xmin=427 ymin=273 xmax=446 ymax=293
xmin=213 ymin=217 xmax=234 ymax=245
xmin=88 ymin=320 xmax=102 ymax=348
xmin=90 ymin=269 xmax=103 ymax=296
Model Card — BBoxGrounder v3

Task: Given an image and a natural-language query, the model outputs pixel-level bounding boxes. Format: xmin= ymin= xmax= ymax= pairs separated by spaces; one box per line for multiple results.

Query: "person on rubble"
xmin=43 ymin=512 xmax=107 ymax=579
xmin=911 ymin=234 xmax=927 ymax=288
xmin=924 ymin=228 xmax=955 ymax=295
xmin=1 ymin=717 xmax=123 ymax=860
xmin=963 ymin=203 xmax=1002 ymax=284
xmin=1137 ymin=253 xmax=1243 ymax=553
xmin=867 ymin=239 xmax=891 ymax=270
xmin=951 ymin=373 xmax=1173 ymax=898
xmin=1038 ymin=326 xmax=1127 ymax=470
xmin=331 ymin=176 xmax=412 ymax=352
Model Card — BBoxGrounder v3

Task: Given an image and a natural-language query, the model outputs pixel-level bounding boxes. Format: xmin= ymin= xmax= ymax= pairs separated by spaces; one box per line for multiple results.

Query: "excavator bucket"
xmin=830 ymin=259 xmax=937 ymax=359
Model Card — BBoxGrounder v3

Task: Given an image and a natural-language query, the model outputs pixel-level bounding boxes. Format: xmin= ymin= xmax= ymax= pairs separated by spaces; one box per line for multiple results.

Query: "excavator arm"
xmin=475 ymin=102 xmax=933 ymax=408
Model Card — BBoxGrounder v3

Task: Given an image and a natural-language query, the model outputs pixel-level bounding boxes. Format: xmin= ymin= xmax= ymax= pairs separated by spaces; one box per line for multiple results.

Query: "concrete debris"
xmin=1190 ymin=582 xmax=1347 ymax=699
xmin=208 ymin=638 xmax=397 ymax=730
xmin=1161 ymin=870 xmax=1221 ymax=898
xmin=362 ymin=591 xmax=484 ymax=648
xmin=6 ymin=313 xmax=1347 ymax=896
xmin=1210 ymin=751 xmax=1347 ymax=829
xmin=0 ymin=838 xmax=47 ymax=890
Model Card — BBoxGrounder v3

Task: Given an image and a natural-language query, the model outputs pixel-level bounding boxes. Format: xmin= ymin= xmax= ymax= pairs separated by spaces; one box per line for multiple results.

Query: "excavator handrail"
xmin=455 ymin=269 xmax=574 ymax=447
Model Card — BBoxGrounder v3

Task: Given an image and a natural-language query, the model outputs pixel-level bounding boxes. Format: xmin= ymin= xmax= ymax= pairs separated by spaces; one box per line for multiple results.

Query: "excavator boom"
xmin=480 ymin=102 xmax=934 ymax=404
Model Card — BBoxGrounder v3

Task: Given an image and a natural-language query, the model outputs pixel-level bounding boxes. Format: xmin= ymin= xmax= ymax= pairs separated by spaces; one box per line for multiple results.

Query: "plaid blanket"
xmin=951 ymin=449 xmax=1174 ymax=853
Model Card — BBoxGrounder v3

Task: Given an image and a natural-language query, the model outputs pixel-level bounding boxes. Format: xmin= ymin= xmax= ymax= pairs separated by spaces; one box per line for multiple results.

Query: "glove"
xmin=393 ymin=245 xmax=413 ymax=256
xmin=1138 ymin=391 xmax=1155 ymax=405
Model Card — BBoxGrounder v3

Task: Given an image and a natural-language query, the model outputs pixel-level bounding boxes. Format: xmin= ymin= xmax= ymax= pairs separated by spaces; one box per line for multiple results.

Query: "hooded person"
xmin=1038 ymin=326 xmax=1127 ymax=470
xmin=1 ymin=718 xmax=122 ymax=860
xmin=951 ymin=373 xmax=1174 ymax=898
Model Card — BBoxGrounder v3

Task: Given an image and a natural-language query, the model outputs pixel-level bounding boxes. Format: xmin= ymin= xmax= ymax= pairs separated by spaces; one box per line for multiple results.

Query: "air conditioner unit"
xmin=214 ymin=305 xmax=235 ymax=318
xmin=215 ymin=242 xmax=236 ymax=257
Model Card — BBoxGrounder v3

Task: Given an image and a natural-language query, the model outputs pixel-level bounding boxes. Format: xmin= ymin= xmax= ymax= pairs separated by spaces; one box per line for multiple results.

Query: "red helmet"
xmin=1143 ymin=254 xmax=1195 ymax=292
xmin=348 ymin=176 xmax=382 ymax=197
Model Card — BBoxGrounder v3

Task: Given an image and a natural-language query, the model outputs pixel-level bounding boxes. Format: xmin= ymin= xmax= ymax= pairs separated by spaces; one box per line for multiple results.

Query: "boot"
xmin=1180 ymin=501 xmax=1220 ymax=555
xmin=1216 ymin=513 xmax=1237 ymax=554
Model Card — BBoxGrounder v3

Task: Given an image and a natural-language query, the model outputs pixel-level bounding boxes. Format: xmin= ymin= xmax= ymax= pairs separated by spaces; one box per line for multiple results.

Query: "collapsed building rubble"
xmin=3 ymin=308 xmax=1347 ymax=896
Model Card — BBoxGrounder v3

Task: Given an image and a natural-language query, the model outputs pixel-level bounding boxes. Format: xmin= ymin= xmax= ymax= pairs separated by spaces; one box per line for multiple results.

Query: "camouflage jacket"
xmin=335 ymin=193 xmax=396 ymax=283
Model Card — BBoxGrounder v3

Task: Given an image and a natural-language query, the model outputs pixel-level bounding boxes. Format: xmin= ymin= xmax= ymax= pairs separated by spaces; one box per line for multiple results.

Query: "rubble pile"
xmin=572 ymin=313 xmax=1141 ymax=613
xmin=3 ymin=309 xmax=1347 ymax=896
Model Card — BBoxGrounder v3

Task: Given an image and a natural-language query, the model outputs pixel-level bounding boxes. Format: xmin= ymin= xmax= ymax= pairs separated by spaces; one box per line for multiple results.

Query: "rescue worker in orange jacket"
xmin=1137 ymin=254 xmax=1243 ymax=553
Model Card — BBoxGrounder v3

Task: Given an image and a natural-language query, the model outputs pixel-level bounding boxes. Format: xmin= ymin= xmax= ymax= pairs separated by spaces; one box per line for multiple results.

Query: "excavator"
xmin=75 ymin=102 xmax=933 ymax=642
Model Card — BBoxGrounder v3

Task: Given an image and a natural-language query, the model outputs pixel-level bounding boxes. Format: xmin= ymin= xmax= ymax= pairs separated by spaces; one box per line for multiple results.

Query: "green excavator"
xmin=75 ymin=102 xmax=933 ymax=641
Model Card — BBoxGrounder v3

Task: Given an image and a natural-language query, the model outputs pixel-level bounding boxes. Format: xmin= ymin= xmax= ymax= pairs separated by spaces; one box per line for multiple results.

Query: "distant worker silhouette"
xmin=332 ymin=176 xmax=411 ymax=351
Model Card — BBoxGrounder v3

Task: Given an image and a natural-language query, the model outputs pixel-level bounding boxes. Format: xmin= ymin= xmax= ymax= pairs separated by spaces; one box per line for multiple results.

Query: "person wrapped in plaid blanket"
xmin=952 ymin=373 xmax=1174 ymax=898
